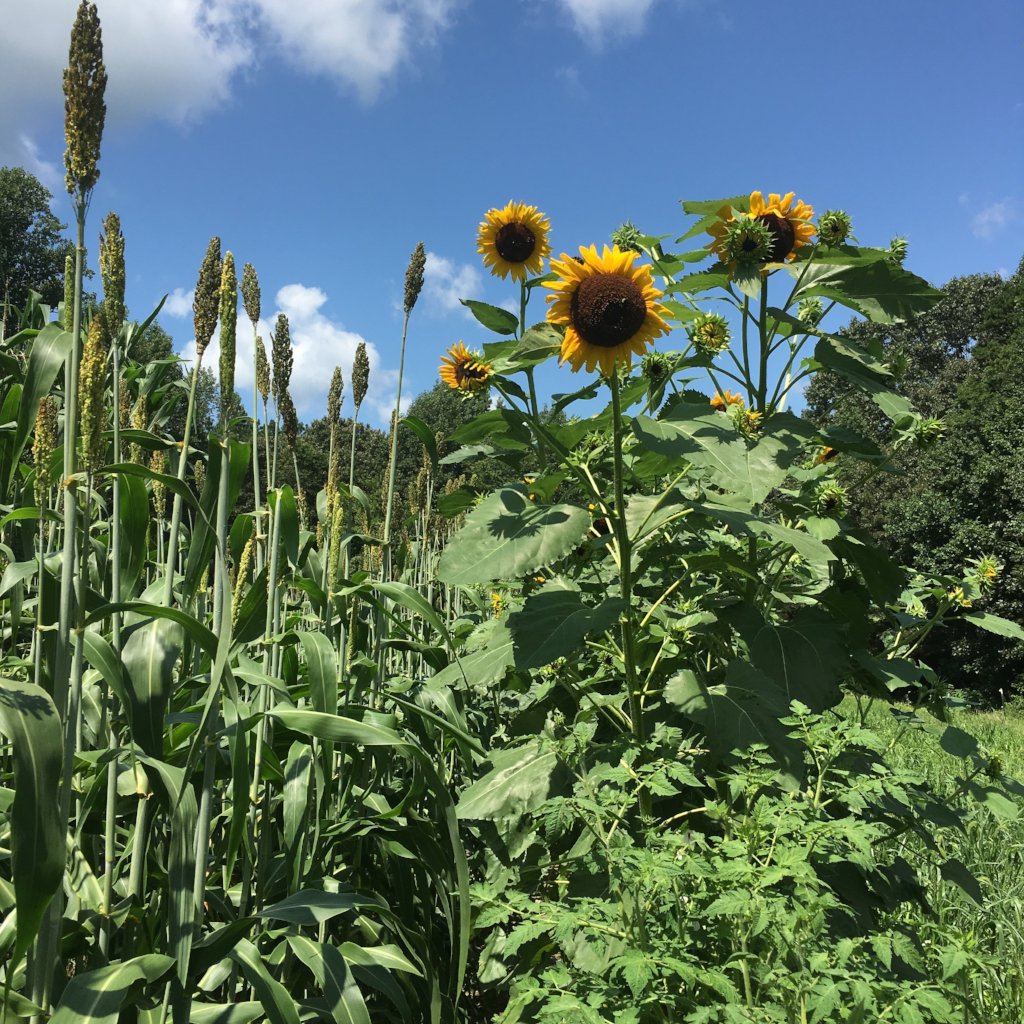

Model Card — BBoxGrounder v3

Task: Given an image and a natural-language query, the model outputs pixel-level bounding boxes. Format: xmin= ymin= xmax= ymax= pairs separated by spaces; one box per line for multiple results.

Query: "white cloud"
xmin=423 ymin=251 xmax=482 ymax=315
xmin=162 ymin=287 xmax=195 ymax=318
xmin=176 ymin=282 xmax=401 ymax=425
xmin=0 ymin=0 xmax=460 ymax=170
xmin=971 ymin=200 xmax=1015 ymax=239
xmin=557 ymin=0 xmax=659 ymax=45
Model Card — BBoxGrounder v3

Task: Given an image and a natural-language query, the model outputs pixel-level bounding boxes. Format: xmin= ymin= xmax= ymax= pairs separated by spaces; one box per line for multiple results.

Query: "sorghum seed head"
xmin=98 ymin=211 xmax=125 ymax=337
xmin=352 ymin=341 xmax=370 ymax=409
xmin=63 ymin=1 xmax=107 ymax=199
xmin=271 ymin=313 xmax=293 ymax=405
xmin=280 ymin=391 xmax=299 ymax=450
xmin=255 ymin=335 xmax=271 ymax=405
xmin=240 ymin=262 xmax=260 ymax=326
xmin=327 ymin=367 xmax=344 ymax=425
xmin=219 ymin=251 xmax=237 ymax=426
xmin=193 ymin=236 xmax=222 ymax=357
xmin=404 ymin=241 xmax=427 ymax=314
xmin=33 ymin=396 xmax=59 ymax=506
xmin=63 ymin=253 xmax=75 ymax=327
xmin=78 ymin=315 xmax=108 ymax=471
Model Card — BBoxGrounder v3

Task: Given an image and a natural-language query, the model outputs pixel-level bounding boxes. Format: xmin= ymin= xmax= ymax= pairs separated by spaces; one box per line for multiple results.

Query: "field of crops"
xmin=1 ymin=4 xmax=1023 ymax=1024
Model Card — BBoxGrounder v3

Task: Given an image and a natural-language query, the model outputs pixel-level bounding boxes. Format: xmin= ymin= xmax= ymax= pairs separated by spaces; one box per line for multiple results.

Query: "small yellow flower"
xmin=948 ymin=586 xmax=972 ymax=609
xmin=587 ymin=503 xmax=597 ymax=512
xmin=545 ymin=245 xmax=671 ymax=376
xmin=490 ymin=591 xmax=505 ymax=616
xmin=814 ymin=446 xmax=838 ymax=465
xmin=533 ymin=575 xmax=546 ymax=584
xmin=439 ymin=342 xmax=492 ymax=392
xmin=710 ymin=389 xmax=744 ymax=411
xmin=477 ymin=201 xmax=551 ymax=282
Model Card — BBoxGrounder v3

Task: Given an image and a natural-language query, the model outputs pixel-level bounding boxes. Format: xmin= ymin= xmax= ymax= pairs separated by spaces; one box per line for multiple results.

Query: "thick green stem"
xmin=381 ymin=311 xmax=411 ymax=580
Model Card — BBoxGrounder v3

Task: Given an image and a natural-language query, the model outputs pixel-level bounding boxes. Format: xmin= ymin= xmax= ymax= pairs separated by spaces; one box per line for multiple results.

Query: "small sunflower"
xmin=814 ymin=445 xmax=838 ymax=465
xmin=477 ymin=201 xmax=551 ymax=282
xmin=545 ymin=245 xmax=671 ymax=376
xmin=710 ymin=389 xmax=745 ymax=411
xmin=439 ymin=342 xmax=492 ymax=392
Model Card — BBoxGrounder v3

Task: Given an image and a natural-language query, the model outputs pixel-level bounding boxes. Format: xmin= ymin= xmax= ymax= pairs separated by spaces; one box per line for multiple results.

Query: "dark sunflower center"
xmin=495 ymin=222 xmax=536 ymax=263
xmin=757 ymin=212 xmax=795 ymax=262
xmin=571 ymin=273 xmax=647 ymax=348
xmin=458 ymin=362 xmax=487 ymax=383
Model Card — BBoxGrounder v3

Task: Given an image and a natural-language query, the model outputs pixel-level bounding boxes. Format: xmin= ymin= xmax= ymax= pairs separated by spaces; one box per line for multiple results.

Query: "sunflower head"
xmin=748 ymin=191 xmax=816 ymax=262
xmin=490 ymin=591 xmax=505 ymax=617
xmin=641 ymin=351 xmax=672 ymax=383
xmin=709 ymin=215 xmax=774 ymax=269
xmin=710 ymin=389 xmax=744 ymax=412
xmin=440 ymin=342 xmax=492 ymax=392
xmin=814 ymin=445 xmax=838 ymax=465
xmin=815 ymin=479 xmax=847 ymax=516
xmin=611 ymin=221 xmax=645 ymax=255
xmin=689 ymin=311 xmax=731 ymax=356
xmin=798 ymin=296 xmax=825 ymax=327
xmin=477 ymin=201 xmax=551 ymax=282
xmin=544 ymin=245 xmax=671 ymax=376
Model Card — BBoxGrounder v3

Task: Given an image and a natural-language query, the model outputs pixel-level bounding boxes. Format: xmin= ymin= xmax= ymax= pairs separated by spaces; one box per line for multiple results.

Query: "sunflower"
xmin=708 ymin=191 xmax=816 ymax=268
xmin=477 ymin=201 xmax=551 ymax=282
xmin=544 ymin=245 xmax=671 ymax=376
xmin=710 ymin=389 xmax=744 ymax=411
xmin=439 ymin=342 xmax=492 ymax=391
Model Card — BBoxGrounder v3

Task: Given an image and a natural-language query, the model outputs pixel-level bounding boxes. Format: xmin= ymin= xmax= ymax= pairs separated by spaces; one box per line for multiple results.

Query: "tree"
xmin=805 ymin=262 xmax=1024 ymax=699
xmin=0 ymin=166 xmax=75 ymax=329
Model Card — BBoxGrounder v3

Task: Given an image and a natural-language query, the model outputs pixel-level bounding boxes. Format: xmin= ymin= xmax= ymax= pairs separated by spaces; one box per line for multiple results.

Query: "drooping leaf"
xmin=120 ymin=617 xmax=184 ymax=757
xmin=457 ymin=740 xmax=558 ymax=820
xmin=0 ymin=677 xmax=64 ymax=963
xmin=437 ymin=487 xmax=590 ymax=585
xmin=460 ymin=299 xmax=519 ymax=335
xmin=49 ymin=955 xmax=175 ymax=1024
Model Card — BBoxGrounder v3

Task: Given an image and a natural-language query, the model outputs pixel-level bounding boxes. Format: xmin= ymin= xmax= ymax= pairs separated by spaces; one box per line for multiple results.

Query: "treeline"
xmin=806 ymin=257 xmax=1024 ymax=702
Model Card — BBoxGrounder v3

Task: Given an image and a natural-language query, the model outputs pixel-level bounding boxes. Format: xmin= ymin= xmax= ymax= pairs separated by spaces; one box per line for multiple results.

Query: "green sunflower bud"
xmin=797 ymin=297 xmax=825 ymax=327
xmin=816 ymin=209 xmax=852 ymax=247
xmin=611 ymin=221 xmax=644 ymax=255
xmin=887 ymin=236 xmax=909 ymax=266
xmin=689 ymin=312 xmax=731 ymax=355
xmin=63 ymin=1 xmax=107 ymax=200
xmin=814 ymin=479 xmax=847 ymax=516
xmin=720 ymin=217 xmax=774 ymax=269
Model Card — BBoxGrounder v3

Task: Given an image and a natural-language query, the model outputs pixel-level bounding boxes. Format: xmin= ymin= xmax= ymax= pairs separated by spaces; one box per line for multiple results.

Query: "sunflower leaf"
xmin=460 ymin=299 xmax=519 ymax=335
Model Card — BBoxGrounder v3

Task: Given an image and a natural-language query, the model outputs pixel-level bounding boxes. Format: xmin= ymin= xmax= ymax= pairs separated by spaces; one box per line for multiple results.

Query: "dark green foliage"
xmin=805 ymin=261 xmax=1024 ymax=700
xmin=0 ymin=166 xmax=76 ymax=330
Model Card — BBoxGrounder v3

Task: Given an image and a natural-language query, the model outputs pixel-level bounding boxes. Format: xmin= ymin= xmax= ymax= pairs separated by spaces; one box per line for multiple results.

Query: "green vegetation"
xmin=0 ymin=6 xmax=1023 ymax=1024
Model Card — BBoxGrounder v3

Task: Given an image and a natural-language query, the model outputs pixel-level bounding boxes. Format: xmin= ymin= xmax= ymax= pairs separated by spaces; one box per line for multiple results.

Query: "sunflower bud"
xmin=63 ymin=253 xmax=75 ymax=327
xmin=689 ymin=312 xmax=731 ymax=355
xmin=814 ymin=479 xmax=847 ymax=515
xmin=352 ymin=341 xmax=370 ymax=409
xmin=78 ymin=316 xmax=107 ymax=471
xmin=611 ymin=221 xmax=644 ymax=255
xmin=241 ymin=262 xmax=260 ymax=326
xmin=887 ymin=236 xmax=909 ymax=266
xmin=98 ymin=211 xmax=125 ymax=337
xmin=255 ymin=335 xmax=271 ymax=405
xmin=719 ymin=217 xmax=774 ymax=269
xmin=271 ymin=313 xmax=293 ymax=406
xmin=403 ymin=241 xmax=426 ymax=315
xmin=797 ymin=297 xmax=825 ymax=327
xmin=33 ymin=396 xmax=59 ymax=507
xmin=816 ymin=209 xmax=852 ymax=247
xmin=219 ymin=251 xmax=237 ymax=427
xmin=327 ymin=367 xmax=344 ymax=425
xmin=63 ymin=1 xmax=107 ymax=200
xmin=193 ymin=236 xmax=221 ymax=358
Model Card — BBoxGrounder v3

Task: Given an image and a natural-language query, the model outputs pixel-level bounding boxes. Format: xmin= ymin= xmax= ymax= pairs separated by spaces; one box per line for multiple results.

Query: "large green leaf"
xmin=749 ymin=609 xmax=849 ymax=712
xmin=299 ymin=631 xmax=339 ymax=715
xmin=506 ymin=579 xmax=623 ymax=669
xmin=456 ymin=740 xmax=558 ymax=820
xmin=461 ymin=299 xmax=519 ymax=335
xmin=117 ymin=472 xmax=150 ymax=599
xmin=431 ymin=618 xmax=515 ymax=691
xmin=789 ymin=259 xmax=942 ymax=324
xmin=963 ymin=612 xmax=1024 ymax=642
xmin=260 ymin=888 xmax=377 ymax=926
xmin=229 ymin=939 xmax=301 ymax=1024
xmin=0 ymin=677 xmax=64 ymax=962
xmin=190 ymin=1003 xmax=265 ymax=1024
xmin=437 ymin=487 xmax=590 ymax=584
xmin=632 ymin=405 xmax=798 ymax=507
xmin=5 ymin=323 xmax=73 ymax=491
xmin=49 ymin=955 xmax=175 ymax=1024
xmin=693 ymin=502 xmax=833 ymax=568
xmin=666 ymin=663 xmax=799 ymax=769
xmin=120 ymin=617 xmax=184 ymax=757
xmin=288 ymin=935 xmax=371 ymax=1024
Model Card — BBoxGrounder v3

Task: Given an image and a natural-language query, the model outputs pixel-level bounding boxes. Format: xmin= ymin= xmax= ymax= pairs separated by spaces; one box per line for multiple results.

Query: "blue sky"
xmin=2 ymin=0 xmax=1021 ymax=425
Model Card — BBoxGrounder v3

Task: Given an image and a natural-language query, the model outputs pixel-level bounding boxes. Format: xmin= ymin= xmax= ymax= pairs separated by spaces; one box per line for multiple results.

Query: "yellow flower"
xmin=477 ymin=201 xmax=551 ymax=282
xmin=490 ymin=591 xmax=505 ymax=616
xmin=439 ymin=342 xmax=492 ymax=391
xmin=533 ymin=575 xmax=546 ymax=584
xmin=814 ymin=445 xmax=838 ymax=465
xmin=710 ymin=389 xmax=744 ymax=411
xmin=545 ymin=245 xmax=671 ymax=376
xmin=708 ymin=191 xmax=816 ymax=267
xmin=948 ymin=586 xmax=972 ymax=609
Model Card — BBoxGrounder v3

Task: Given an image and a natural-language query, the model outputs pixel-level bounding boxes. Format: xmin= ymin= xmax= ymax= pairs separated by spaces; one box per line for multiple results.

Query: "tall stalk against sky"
xmin=381 ymin=241 xmax=425 ymax=580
